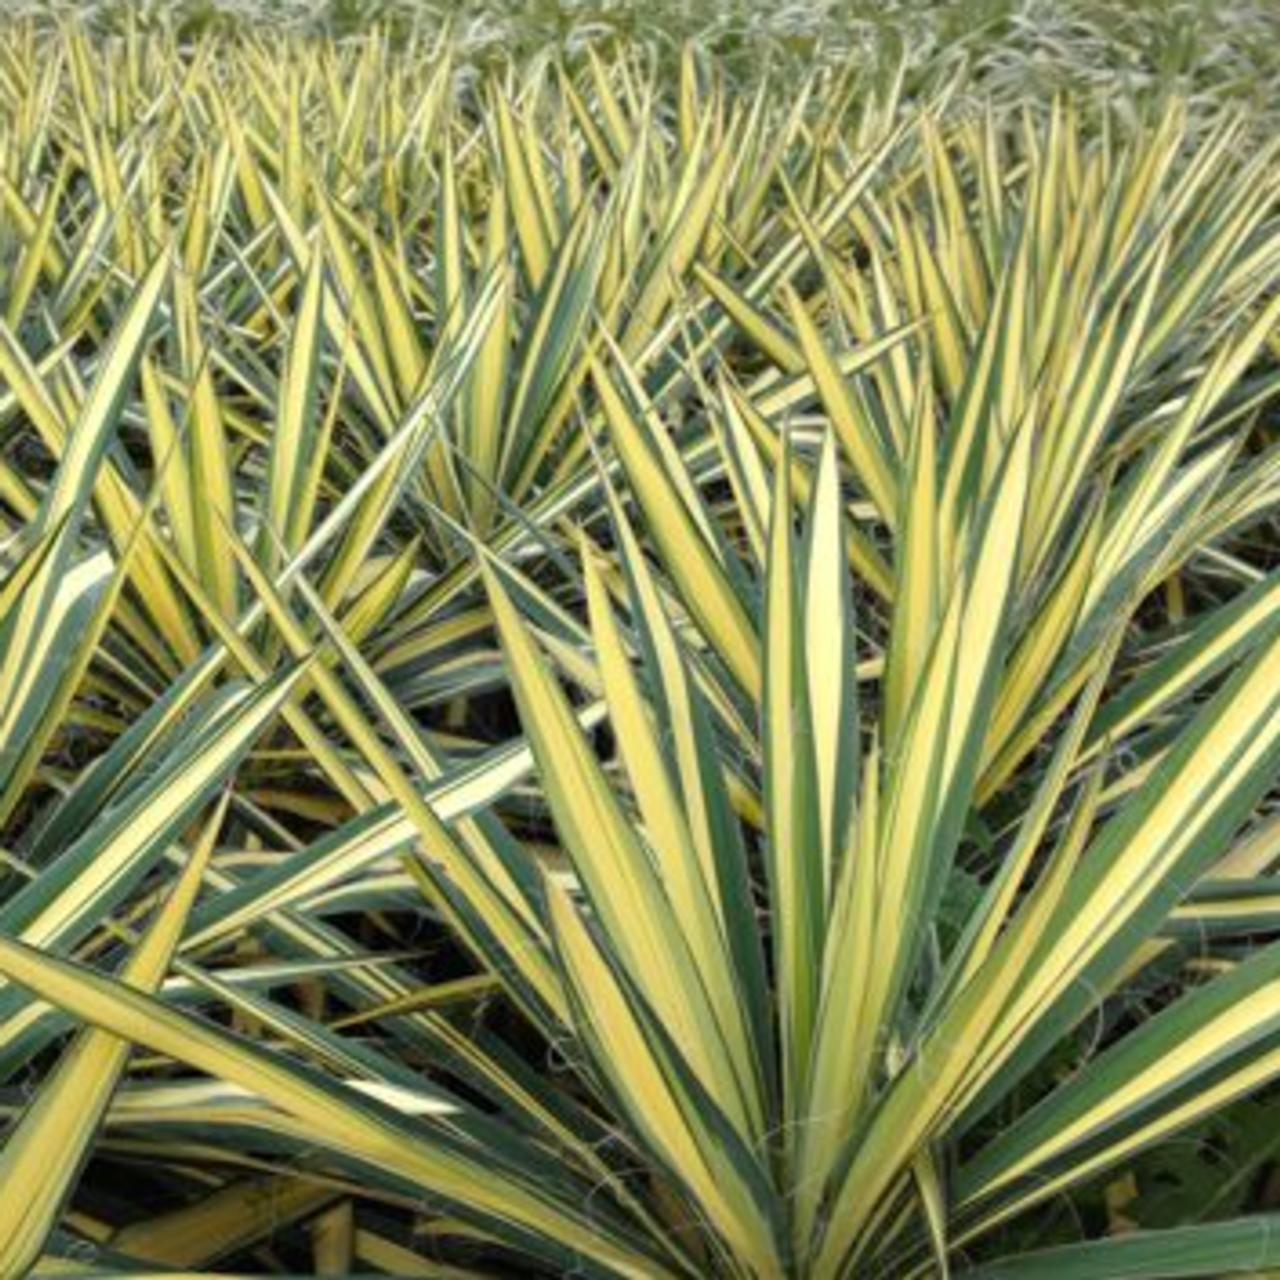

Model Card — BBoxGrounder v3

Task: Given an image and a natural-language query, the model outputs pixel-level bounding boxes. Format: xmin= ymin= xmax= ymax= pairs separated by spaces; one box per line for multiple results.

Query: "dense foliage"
xmin=1 ymin=13 xmax=1280 ymax=1277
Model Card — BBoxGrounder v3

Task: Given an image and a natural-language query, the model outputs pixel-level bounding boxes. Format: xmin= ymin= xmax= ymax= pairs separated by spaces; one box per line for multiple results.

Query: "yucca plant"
xmin=2 ymin=15 xmax=1280 ymax=1277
